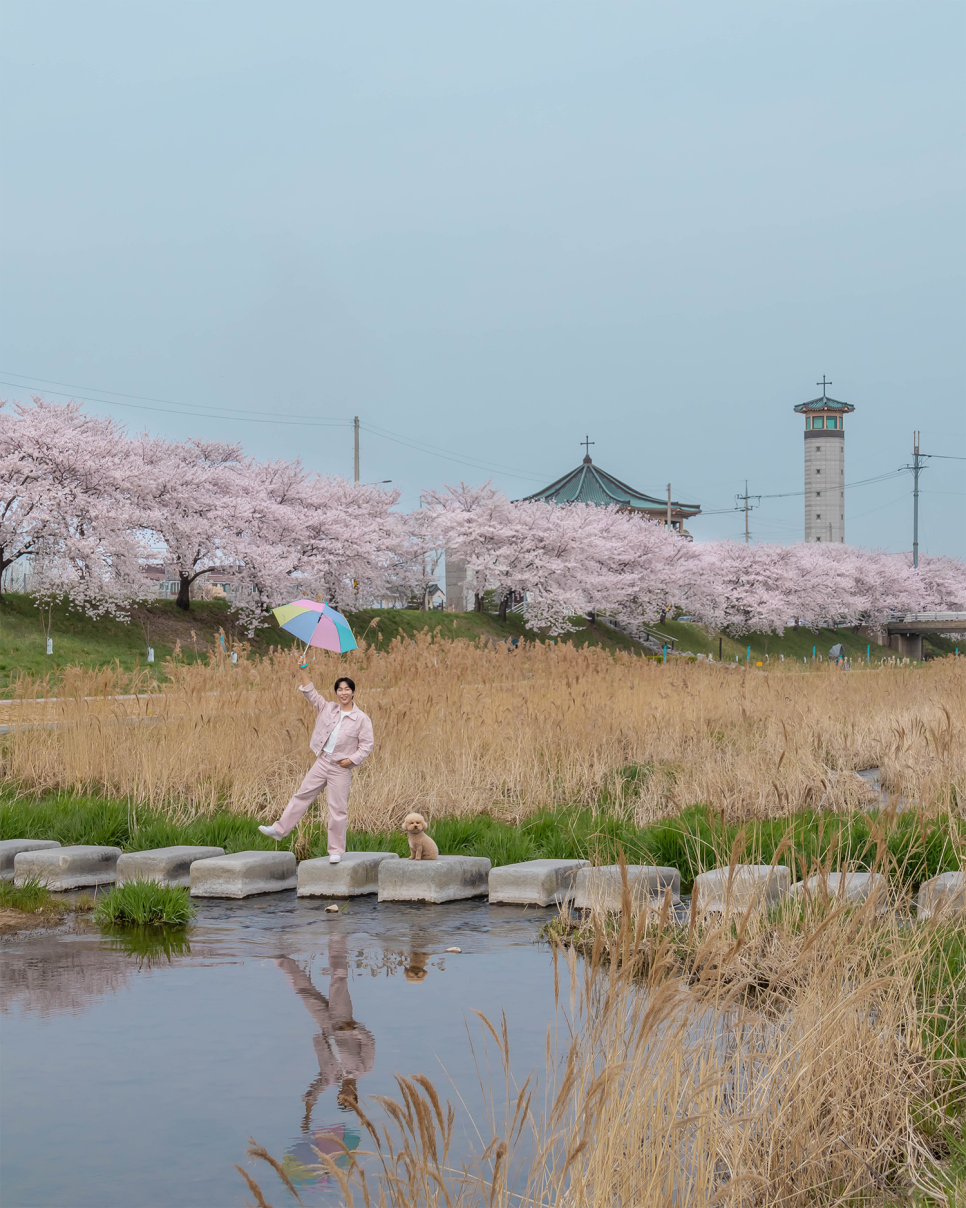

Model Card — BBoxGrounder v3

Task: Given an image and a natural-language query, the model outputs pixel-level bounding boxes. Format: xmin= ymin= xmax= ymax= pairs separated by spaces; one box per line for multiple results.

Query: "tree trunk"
xmin=498 ymin=593 xmax=509 ymax=622
xmin=587 ymin=610 xmax=596 ymax=625
xmin=176 ymin=573 xmax=192 ymax=611
xmin=474 ymin=593 xmax=484 ymax=613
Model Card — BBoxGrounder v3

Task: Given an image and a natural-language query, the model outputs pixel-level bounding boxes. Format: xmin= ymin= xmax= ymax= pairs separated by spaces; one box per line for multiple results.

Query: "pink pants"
xmin=274 ymin=753 xmax=353 ymax=855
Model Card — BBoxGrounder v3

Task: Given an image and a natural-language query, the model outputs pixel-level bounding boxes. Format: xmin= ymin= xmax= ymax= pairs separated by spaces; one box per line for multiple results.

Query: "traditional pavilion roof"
xmin=518 ymin=455 xmax=701 ymax=516
xmin=794 ymin=394 xmax=855 ymax=413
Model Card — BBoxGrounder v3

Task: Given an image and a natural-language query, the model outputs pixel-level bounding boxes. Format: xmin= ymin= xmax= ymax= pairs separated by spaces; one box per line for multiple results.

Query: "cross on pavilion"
xmin=580 ymin=435 xmax=595 ymax=463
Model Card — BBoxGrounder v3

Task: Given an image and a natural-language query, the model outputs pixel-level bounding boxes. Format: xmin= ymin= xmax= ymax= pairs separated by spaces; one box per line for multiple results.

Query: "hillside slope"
xmin=0 ymin=593 xmax=646 ymax=691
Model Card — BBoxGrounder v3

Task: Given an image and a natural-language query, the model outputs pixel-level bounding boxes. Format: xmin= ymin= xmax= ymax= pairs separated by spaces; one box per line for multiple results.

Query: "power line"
xmin=0 ymin=379 xmax=350 ymax=427
xmin=359 ymin=421 xmax=551 ymax=483
xmin=1 ymin=374 xmax=553 ymax=481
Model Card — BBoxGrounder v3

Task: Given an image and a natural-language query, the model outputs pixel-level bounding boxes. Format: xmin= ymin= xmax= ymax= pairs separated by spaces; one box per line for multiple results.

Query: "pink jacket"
xmin=299 ymin=684 xmax=374 ymax=766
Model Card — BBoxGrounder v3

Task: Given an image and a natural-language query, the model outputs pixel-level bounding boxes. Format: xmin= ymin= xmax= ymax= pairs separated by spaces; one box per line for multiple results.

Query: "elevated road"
xmin=884 ymin=612 xmax=966 ymax=659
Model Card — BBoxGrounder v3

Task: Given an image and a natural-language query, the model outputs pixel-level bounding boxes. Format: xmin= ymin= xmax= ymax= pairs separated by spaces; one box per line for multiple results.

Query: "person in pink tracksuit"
xmin=258 ymin=660 xmax=374 ymax=863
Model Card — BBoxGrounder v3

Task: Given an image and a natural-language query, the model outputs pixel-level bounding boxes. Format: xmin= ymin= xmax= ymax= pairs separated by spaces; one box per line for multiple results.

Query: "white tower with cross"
xmin=794 ymin=378 xmax=855 ymax=543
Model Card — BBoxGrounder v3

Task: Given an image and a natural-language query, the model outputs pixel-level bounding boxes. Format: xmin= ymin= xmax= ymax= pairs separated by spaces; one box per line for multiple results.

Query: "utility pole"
xmin=353 ymin=416 xmax=360 ymax=484
xmin=912 ymin=430 xmax=921 ymax=568
xmin=735 ymin=481 xmax=759 ymax=543
xmin=666 ymin=483 xmax=672 ymax=532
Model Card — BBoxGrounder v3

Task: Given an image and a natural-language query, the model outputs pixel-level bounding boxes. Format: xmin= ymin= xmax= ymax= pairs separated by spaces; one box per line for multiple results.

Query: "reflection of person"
xmin=259 ymin=659 xmax=374 ymax=862
xmin=276 ymin=936 xmax=375 ymax=1129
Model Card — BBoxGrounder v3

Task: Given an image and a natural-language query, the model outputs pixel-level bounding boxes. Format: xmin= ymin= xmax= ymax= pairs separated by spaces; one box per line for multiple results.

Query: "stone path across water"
xmin=7 ymin=839 xmax=965 ymax=920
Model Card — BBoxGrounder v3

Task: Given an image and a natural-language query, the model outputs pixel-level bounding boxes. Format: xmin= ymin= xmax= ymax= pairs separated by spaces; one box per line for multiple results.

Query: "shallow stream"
xmin=2 ymin=895 xmax=559 ymax=1208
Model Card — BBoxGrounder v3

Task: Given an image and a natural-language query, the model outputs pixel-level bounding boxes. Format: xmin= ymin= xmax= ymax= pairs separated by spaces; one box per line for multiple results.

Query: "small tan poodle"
xmin=403 ymin=813 xmax=439 ymax=861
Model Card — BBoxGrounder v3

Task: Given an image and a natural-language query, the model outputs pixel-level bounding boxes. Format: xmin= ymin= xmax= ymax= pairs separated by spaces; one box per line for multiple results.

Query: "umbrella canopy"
xmin=272 ymin=600 xmax=358 ymax=653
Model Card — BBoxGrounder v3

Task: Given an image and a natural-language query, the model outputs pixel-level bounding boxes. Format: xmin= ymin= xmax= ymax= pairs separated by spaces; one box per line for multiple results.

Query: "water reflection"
xmin=274 ymin=936 xmax=375 ymax=1189
xmin=276 ymin=936 xmax=376 ymax=1126
xmin=0 ymin=939 xmax=133 ymax=1017
xmin=404 ymin=951 xmax=431 ymax=983
xmin=101 ymin=925 xmax=192 ymax=966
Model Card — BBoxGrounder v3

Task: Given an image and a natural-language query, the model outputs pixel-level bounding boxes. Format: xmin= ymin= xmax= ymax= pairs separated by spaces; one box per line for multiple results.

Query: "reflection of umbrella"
xmin=272 ymin=600 xmax=358 ymax=654
xmin=282 ymin=1124 xmax=361 ymax=1186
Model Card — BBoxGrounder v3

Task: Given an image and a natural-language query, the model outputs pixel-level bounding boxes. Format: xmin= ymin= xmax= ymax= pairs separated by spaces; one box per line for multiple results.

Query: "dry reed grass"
xmin=3 ymin=635 xmax=964 ymax=830
xmin=238 ymin=881 xmax=964 ymax=1207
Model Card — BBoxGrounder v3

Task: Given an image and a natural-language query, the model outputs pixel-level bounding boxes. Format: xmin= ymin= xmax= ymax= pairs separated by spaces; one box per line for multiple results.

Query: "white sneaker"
xmin=258 ymin=825 xmax=281 ymax=839
xmin=329 ymin=854 xmax=341 ymax=864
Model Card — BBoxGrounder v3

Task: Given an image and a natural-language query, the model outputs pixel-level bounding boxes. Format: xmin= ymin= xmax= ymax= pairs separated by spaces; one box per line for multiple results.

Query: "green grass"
xmin=649 ymin=617 xmax=959 ymax=664
xmin=346 ymin=607 xmax=651 ymax=656
xmin=92 ymin=880 xmax=194 ymax=927
xmin=4 ymin=590 xmax=957 ymax=696
xmin=0 ymin=592 xmax=653 ymax=694
xmin=0 ymin=591 xmax=301 ymax=692
xmin=3 ymin=786 xmax=961 ymax=893
xmin=0 ymin=875 xmax=56 ymax=913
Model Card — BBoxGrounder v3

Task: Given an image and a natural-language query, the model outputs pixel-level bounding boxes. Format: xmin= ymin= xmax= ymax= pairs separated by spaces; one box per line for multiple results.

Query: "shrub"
xmin=93 ymin=880 xmax=194 ymax=928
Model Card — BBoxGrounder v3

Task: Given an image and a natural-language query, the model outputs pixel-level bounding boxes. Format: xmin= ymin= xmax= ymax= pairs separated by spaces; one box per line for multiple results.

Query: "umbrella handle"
xmin=299 ymin=642 xmax=310 ymax=670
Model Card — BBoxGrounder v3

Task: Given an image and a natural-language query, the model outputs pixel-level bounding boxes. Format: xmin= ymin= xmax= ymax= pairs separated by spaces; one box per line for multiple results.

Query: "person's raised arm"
xmin=294 ymin=649 xmax=325 ymax=708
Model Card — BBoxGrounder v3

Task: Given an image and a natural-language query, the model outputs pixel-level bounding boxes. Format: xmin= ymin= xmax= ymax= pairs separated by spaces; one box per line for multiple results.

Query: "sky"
xmin=1 ymin=0 xmax=964 ymax=556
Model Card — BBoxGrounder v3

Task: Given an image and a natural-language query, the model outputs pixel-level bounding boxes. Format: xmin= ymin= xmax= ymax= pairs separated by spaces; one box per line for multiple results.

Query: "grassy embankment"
xmin=646 ymin=614 xmax=960 ymax=663
xmin=0 ymin=591 xmax=649 ymax=693
xmin=3 ymin=590 xmax=954 ymax=696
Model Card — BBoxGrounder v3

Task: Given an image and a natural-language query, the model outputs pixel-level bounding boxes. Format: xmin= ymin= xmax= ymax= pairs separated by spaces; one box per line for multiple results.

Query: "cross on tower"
xmin=817 ymin=376 xmax=832 ymax=399
xmin=581 ymin=435 xmax=595 ymax=462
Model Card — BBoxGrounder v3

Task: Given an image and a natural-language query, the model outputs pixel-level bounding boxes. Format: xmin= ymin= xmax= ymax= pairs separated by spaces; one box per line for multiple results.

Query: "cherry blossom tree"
xmin=423 ymin=485 xmax=690 ymax=634
xmin=0 ymin=397 xmax=150 ymax=616
xmin=133 ymin=434 xmax=248 ymax=611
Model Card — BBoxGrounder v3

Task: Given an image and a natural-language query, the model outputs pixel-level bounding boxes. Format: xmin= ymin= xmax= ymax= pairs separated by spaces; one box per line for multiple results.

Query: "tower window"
xmin=816 ymin=536 xmax=821 ymax=542
xmin=816 ymin=491 xmax=821 ymax=497
xmin=816 ymin=514 xmax=821 ymax=519
xmin=812 ymin=416 xmax=825 ymax=429
xmin=826 ymin=416 xmax=838 ymax=429
xmin=816 ymin=468 xmax=821 ymax=474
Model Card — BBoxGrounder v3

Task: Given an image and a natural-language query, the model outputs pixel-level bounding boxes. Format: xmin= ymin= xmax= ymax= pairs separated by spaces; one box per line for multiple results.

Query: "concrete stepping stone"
xmin=298 ymin=852 xmax=399 ymax=898
xmin=917 ymin=871 xmax=966 ymax=921
xmin=1 ymin=839 xmax=61 ymax=882
xmin=488 ymin=859 xmax=588 ymax=907
xmin=190 ymin=850 xmax=297 ymax=898
xmin=691 ymin=864 xmax=790 ymax=920
xmin=791 ymin=871 xmax=888 ymax=904
xmin=116 ymin=846 xmax=226 ymax=888
xmin=573 ymin=865 xmax=681 ymax=913
xmin=14 ymin=845 xmax=122 ymax=891
xmin=377 ymin=855 xmax=491 ymax=903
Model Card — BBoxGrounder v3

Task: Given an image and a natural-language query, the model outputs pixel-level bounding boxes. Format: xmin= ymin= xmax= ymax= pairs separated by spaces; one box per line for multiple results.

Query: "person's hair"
xmin=334 ymin=676 xmax=356 ymax=694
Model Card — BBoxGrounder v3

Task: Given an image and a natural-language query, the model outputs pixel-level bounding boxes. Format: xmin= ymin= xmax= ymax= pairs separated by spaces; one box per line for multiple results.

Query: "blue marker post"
xmin=662 ymin=644 xmax=667 ymax=663
xmin=866 ymin=644 xmax=870 ymax=664
xmin=812 ymin=645 xmax=816 ymax=662
xmin=746 ymin=645 xmax=751 ymax=664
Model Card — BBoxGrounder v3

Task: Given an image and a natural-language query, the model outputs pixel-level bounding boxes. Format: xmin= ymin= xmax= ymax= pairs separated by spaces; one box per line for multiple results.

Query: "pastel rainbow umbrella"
xmin=271 ymin=599 xmax=358 ymax=654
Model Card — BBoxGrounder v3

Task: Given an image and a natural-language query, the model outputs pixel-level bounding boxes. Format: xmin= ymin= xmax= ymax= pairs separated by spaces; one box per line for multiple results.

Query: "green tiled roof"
xmin=518 ymin=458 xmax=700 ymax=515
xmin=794 ymin=395 xmax=855 ymax=412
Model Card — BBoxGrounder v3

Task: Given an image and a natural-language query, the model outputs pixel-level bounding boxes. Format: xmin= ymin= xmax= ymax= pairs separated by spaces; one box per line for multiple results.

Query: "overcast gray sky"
xmin=2 ymin=1 xmax=963 ymax=555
